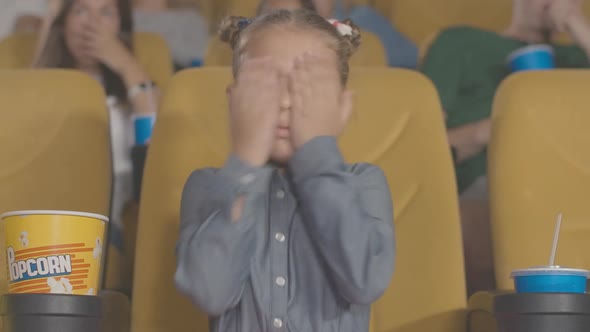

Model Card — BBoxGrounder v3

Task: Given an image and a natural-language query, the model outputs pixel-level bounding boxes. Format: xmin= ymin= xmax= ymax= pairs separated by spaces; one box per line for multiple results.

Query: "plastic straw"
xmin=549 ymin=213 xmax=563 ymax=267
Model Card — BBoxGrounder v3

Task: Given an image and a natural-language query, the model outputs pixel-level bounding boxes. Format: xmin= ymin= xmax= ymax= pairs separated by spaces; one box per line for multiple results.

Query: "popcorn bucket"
xmin=0 ymin=211 xmax=108 ymax=296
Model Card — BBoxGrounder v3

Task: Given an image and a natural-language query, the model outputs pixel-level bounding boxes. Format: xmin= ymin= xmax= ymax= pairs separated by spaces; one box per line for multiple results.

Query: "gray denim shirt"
xmin=175 ymin=137 xmax=395 ymax=332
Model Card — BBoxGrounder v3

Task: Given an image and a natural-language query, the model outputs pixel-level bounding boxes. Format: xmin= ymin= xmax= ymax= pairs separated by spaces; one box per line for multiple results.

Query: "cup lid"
xmin=511 ymin=266 xmax=590 ymax=278
xmin=132 ymin=112 xmax=157 ymax=121
xmin=507 ymin=44 xmax=554 ymax=63
xmin=0 ymin=210 xmax=109 ymax=223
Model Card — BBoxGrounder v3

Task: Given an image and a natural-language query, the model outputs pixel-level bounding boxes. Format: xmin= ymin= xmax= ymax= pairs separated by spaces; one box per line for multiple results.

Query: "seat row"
xmin=0 ymin=68 xmax=589 ymax=332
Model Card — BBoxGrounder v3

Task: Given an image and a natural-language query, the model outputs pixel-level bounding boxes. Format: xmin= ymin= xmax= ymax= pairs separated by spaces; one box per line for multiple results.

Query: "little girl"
xmin=175 ymin=9 xmax=395 ymax=332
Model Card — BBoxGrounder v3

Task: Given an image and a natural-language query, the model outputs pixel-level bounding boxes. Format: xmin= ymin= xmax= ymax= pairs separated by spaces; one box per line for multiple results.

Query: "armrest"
xmin=100 ymin=290 xmax=131 ymax=332
xmin=467 ymin=290 xmax=512 ymax=332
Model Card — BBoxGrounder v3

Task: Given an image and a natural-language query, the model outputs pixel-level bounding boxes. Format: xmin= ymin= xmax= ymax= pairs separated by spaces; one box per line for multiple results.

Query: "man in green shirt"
xmin=422 ymin=0 xmax=590 ymax=295
xmin=423 ymin=0 xmax=590 ymax=194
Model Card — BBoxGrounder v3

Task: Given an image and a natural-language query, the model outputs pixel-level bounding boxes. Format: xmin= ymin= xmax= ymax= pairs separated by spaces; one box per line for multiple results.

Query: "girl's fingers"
xmin=288 ymin=71 xmax=304 ymax=113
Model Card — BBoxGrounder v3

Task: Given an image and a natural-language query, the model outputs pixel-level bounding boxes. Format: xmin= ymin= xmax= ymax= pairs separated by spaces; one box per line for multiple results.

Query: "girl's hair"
xmin=36 ymin=0 xmax=133 ymax=102
xmin=219 ymin=9 xmax=361 ymax=84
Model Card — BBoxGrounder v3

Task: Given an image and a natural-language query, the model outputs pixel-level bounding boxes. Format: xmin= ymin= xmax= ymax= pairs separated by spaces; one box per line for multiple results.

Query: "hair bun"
xmin=340 ymin=19 xmax=361 ymax=59
xmin=219 ymin=16 xmax=252 ymax=49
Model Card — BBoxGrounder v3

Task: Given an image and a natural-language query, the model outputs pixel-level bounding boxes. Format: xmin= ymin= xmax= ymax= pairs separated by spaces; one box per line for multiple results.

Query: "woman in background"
xmin=133 ymin=0 xmax=209 ymax=69
xmin=34 ymin=0 xmax=159 ymax=259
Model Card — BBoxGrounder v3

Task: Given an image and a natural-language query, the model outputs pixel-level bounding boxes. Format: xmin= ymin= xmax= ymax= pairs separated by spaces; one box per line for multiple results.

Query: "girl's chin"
xmin=269 ymin=141 xmax=294 ymax=165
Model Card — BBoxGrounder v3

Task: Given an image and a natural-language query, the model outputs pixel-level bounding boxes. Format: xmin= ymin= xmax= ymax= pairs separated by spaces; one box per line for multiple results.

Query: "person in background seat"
xmin=422 ymin=0 xmax=590 ymax=296
xmin=132 ymin=0 xmax=209 ymax=69
xmin=34 ymin=0 xmax=160 ymax=261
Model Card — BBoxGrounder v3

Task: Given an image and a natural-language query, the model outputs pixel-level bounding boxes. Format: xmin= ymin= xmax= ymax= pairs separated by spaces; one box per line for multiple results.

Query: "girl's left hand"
xmin=79 ymin=20 xmax=134 ymax=75
xmin=288 ymin=53 xmax=353 ymax=149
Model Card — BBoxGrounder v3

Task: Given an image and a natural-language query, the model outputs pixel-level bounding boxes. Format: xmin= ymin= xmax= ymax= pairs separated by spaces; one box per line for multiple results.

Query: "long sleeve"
xmin=421 ymin=28 xmax=467 ymax=128
xmin=174 ymin=155 xmax=272 ymax=316
xmin=288 ymin=137 xmax=395 ymax=305
xmin=555 ymin=44 xmax=590 ymax=68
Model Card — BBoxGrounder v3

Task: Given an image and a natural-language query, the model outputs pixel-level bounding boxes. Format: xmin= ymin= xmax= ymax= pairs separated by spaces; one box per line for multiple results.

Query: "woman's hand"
xmin=77 ymin=19 xmax=151 ymax=89
xmin=288 ymin=53 xmax=353 ymax=149
xmin=78 ymin=20 xmax=134 ymax=75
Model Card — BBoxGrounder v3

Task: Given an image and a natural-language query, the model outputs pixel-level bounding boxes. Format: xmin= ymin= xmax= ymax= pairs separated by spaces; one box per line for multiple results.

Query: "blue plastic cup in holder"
xmin=190 ymin=58 xmax=203 ymax=67
xmin=511 ymin=267 xmax=590 ymax=294
xmin=134 ymin=113 xmax=156 ymax=146
xmin=507 ymin=45 xmax=555 ymax=72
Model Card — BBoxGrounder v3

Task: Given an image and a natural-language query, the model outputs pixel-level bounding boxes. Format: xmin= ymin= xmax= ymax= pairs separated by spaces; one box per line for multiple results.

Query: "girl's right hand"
xmin=228 ymin=57 xmax=282 ymax=167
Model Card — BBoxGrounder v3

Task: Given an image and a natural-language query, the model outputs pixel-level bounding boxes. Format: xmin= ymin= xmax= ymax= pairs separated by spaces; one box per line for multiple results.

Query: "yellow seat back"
xmin=204 ymin=30 xmax=387 ymax=67
xmin=385 ymin=0 xmax=512 ymax=44
xmin=0 ymin=32 xmax=173 ymax=88
xmin=226 ymin=0 xmax=259 ymax=17
xmin=489 ymin=70 xmax=590 ymax=290
xmin=203 ymin=38 xmax=233 ymax=67
xmin=132 ymin=67 xmax=465 ymax=332
xmin=0 ymin=69 xmax=112 ymax=294
xmin=130 ymin=32 xmax=174 ymax=88
xmin=0 ymin=33 xmax=36 ymax=68
xmin=131 ymin=69 xmax=232 ymax=332
xmin=349 ymin=69 xmax=466 ymax=331
xmin=351 ymin=31 xmax=387 ymax=66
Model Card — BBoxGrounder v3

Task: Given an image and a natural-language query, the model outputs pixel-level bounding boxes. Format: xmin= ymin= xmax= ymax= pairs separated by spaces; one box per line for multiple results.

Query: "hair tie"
xmin=238 ymin=18 xmax=253 ymax=30
xmin=327 ymin=19 xmax=353 ymax=36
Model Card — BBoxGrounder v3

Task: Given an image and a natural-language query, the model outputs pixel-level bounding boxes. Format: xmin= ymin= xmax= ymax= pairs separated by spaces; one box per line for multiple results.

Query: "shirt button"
xmin=275 ymin=232 xmax=285 ymax=243
xmin=276 ymin=190 xmax=285 ymax=199
xmin=275 ymin=276 xmax=286 ymax=287
xmin=273 ymin=318 xmax=283 ymax=328
xmin=240 ymin=173 xmax=255 ymax=185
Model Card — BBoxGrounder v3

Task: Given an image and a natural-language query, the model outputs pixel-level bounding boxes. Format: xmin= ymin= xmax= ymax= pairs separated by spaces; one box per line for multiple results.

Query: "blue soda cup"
xmin=190 ymin=58 xmax=203 ymax=67
xmin=511 ymin=267 xmax=590 ymax=294
xmin=507 ymin=45 xmax=555 ymax=72
xmin=134 ymin=113 xmax=156 ymax=146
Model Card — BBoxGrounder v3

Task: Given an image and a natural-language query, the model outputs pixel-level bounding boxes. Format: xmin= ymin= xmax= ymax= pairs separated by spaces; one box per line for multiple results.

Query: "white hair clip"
xmin=327 ymin=19 xmax=353 ymax=37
